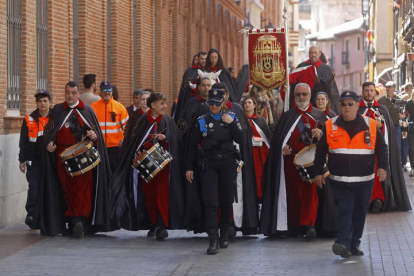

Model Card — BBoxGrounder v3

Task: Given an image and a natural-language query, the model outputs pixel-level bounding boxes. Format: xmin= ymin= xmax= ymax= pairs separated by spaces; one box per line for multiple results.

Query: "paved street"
xmin=1 ymin=173 xmax=414 ymax=276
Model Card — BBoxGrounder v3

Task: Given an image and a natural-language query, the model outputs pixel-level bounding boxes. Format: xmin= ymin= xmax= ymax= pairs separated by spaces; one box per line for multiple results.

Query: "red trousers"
xmin=56 ymin=145 xmax=93 ymax=218
xmin=253 ymin=145 xmax=269 ymax=201
xmin=370 ymin=160 xmax=385 ymax=203
xmin=142 ymin=164 xmax=170 ymax=227
xmin=284 ymin=155 xmax=319 ymax=227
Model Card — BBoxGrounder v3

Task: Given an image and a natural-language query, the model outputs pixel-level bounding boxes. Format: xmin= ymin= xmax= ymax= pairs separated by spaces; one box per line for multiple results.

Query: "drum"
xmin=59 ymin=140 xmax=100 ymax=177
xmin=132 ymin=143 xmax=173 ymax=183
xmin=293 ymin=144 xmax=329 ymax=184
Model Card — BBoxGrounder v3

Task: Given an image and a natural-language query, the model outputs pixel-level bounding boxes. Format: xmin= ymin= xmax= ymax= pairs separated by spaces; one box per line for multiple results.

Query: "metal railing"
xmin=36 ymin=0 xmax=48 ymax=94
xmin=342 ymin=51 xmax=350 ymax=65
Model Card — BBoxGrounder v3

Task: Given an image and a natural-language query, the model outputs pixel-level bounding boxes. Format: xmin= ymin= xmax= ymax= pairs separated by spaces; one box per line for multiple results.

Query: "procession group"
xmin=19 ymin=47 xmax=412 ymax=258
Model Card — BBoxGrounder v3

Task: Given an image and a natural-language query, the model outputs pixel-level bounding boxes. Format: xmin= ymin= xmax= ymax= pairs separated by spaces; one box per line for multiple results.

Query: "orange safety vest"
xmin=325 ymin=115 xmax=377 ymax=183
xmin=25 ymin=114 xmax=49 ymax=142
xmin=91 ymin=97 xmax=129 ymax=147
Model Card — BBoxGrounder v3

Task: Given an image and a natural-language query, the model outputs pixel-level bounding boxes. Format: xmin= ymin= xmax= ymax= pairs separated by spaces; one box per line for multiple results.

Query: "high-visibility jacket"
xmin=25 ymin=114 xmax=49 ymax=142
xmin=91 ymin=97 xmax=129 ymax=147
xmin=325 ymin=115 xmax=377 ymax=183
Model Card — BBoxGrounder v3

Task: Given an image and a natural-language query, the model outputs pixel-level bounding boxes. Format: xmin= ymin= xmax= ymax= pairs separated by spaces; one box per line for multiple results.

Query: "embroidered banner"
xmin=248 ymin=29 xmax=287 ymax=91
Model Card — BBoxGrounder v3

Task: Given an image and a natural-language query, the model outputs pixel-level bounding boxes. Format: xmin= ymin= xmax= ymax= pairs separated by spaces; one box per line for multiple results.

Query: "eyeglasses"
xmin=208 ymin=101 xmax=222 ymax=107
xmin=340 ymin=101 xmax=355 ymax=107
xmin=102 ymin=88 xmax=112 ymax=93
xmin=294 ymin=93 xmax=309 ymax=97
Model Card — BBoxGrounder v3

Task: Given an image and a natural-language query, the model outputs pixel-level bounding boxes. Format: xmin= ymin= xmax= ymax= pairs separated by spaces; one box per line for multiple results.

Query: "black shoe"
xmin=72 ymin=222 xmax=84 ymax=238
xmin=305 ymin=226 xmax=317 ymax=241
xmin=25 ymin=215 xmax=34 ymax=229
xmin=371 ymin=199 xmax=382 ymax=213
xmin=219 ymin=226 xmax=229 ymax=249
xmin=332 ymin=243 xmax=352 ymax=258
xmin=227 ymin=225 xmax=236 ymax=240
xmin=207 ymin=230 xmax=219 ymax=255
xmin=155 ymin=228 xmax=168 ymax=241
xmin=147 ymin=225 xmax=158 ymax=237
xmin=351 ymin=247 xmax=364 ymax=256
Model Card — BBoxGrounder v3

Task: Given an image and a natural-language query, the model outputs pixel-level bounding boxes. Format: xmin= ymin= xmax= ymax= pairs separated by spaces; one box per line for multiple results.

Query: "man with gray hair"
xmin=259 ymin=83 xmax=328 ymax=240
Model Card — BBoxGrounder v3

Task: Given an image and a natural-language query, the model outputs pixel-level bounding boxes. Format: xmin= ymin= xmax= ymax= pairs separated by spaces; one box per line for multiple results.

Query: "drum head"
xmin=294 ymin=145 xmax=316 ymax=166
xmin=61 ymin=140 xmax=91 ymax=158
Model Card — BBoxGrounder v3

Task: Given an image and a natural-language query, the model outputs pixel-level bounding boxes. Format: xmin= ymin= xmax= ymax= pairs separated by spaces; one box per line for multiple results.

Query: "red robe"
xmin=284 ymin=104 xmax=319 ymax=227
xmin=359 ymin=100 xmax=386 ymax=203
xmin=247 ymin=113 xmax=269 ymax=201
xmin=141 ymin=111 xmax=170 ymax=227
xmin=55 ymin=101 xmax=93 ymax=218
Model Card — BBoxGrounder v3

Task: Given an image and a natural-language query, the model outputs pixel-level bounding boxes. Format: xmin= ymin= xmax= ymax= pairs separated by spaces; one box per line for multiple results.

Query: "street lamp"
xmin=362 ymin=0 xmax=369 ymax=15
xmin=261 ymin=18 xmax=276 ymax=29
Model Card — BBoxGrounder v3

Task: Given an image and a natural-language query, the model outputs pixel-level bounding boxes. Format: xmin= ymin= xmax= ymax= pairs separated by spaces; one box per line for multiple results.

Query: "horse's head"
xmin=198 ymin=69 xmax=222 ymax=85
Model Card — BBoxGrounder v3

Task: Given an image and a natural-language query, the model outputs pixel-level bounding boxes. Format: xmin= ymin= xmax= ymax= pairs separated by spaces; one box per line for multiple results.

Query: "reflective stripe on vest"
xmin=329 ymin=173 xmax=375 ymax=182
xmin=328 ymin=148 xmax=375 ymax=154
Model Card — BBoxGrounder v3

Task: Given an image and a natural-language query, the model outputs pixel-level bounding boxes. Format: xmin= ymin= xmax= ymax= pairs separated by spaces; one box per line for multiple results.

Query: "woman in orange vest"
xmin=18 ymin=90 xmax=51 ymax=229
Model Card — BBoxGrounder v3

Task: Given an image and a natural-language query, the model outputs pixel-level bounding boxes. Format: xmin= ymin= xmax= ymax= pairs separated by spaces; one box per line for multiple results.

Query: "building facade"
xmin=307 ymin=18 xmax=365 ymax=93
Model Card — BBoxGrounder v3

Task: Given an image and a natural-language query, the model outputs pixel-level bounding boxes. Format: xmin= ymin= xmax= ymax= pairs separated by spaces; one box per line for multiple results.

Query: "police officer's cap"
xmin=100 ymin=81 xmax=112 ymax=90
xmin=385 ymin=81 xmax=396 ymax=88
xmin=208 ymin=89 xmax=225 ymax=102
xmin=339 ymin=91 xmax=359 ymax=102
xmin=34 ymin=90 xmax=51 ymax=99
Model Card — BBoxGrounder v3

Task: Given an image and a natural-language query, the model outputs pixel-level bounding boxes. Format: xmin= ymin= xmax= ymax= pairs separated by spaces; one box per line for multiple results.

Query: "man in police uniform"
xmin=186 ymin=88 xmax=243 ymax=255
xmin=314 ymin=91 xmax=388 ymax=258
xmin=19 ymin=90 xmax=51 ymax=229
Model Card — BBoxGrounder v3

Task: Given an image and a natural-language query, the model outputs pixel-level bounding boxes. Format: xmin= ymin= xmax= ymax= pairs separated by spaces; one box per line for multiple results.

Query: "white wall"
xmin=0 ymin=133 xmax=28 ymax=228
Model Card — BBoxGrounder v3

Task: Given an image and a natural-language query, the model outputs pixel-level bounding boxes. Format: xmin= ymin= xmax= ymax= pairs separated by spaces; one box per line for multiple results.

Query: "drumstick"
xmin=80 ymin=125 xmax=96 ymax=142
xmin=142 ymin=128 xmax=168 ymax=147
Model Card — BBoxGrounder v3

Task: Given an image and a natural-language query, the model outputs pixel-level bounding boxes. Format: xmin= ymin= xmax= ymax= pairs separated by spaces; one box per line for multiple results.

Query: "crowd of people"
xmin=18 ymin=46 xmax=411 ymax=258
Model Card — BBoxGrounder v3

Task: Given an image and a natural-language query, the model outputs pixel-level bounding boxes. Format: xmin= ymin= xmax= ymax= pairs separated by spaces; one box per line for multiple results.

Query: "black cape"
xmin=250 ymin=116 xmax=272 ymax=143
xmin=184 ymin=102 xmax=259 ymax=235
xmin=315 ymin=109 xmax=338 ymax=233
xmin=174 ymin=66 xmax=202 ymax=122
xmin=234 ymin=64 xmax=250 ymax=103
xmin=110 ymin=114 xmax=185 ymax=230
xmin=259 ymin=107 xmax=327 ymax=236
xmin=358 ymin=104 xmax=411 ymax=211
xmin=34 ymin=102 xmax=114 ymax=236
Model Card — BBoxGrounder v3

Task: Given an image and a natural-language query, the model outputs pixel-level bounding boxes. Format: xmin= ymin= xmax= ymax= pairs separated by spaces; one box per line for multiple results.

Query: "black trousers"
xmin=331 ymin=181 xmax=373 ymax=249
xmin=106 ymin=146 xmax=122 ymax=173
xmin=25 ymin=161 xmax=41 ymax=217
xmin=408 ymin=128 xmax=414 ymax=169
xmin=199 ymin=159 xmax=237 ymax=231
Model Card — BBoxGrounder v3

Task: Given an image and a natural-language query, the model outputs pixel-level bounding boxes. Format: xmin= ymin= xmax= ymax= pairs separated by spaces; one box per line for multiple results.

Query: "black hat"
xmin=100 ymin=81 xmax=112 ymax=90
xmin=34 ymin=90 xmax=51 ymax=99
xmin=208 ymin=89 xmax=225 ymax=102
xmin=339 ymin=91 xmax=359 ymax=102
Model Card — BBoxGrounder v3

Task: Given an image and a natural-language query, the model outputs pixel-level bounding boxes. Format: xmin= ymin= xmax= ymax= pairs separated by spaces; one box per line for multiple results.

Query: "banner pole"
xmin=283 ymin=3 xmax=290 ymax=111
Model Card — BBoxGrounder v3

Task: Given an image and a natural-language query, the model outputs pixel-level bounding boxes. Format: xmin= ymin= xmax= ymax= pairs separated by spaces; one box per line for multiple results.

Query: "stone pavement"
xmin=0 ymin=174 xmax=413 ymax=276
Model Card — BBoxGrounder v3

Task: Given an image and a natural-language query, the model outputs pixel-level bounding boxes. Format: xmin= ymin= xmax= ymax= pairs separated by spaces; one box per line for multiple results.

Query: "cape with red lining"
xmin=110 ymin=113 xmax=185 ymax=230
xmin=34 ymin=100 xmax=115 ymax=235
xmin=259 ymin=105 xmax=327 ymax=236
xmin=358 ymin=101 xmax=411 ymax=211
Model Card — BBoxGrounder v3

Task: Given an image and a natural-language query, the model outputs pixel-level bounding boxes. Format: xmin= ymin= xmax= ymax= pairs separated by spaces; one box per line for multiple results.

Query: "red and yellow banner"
xmin=248 ymin=29 xmax=287 ymax=91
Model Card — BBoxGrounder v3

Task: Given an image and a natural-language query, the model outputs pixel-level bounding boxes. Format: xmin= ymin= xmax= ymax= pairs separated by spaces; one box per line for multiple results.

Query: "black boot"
xmin=219 ymin=226 xmax=229 ymax=248
xmin=207 ymin=230 xmax=219 ymax=255
xmin=71 ymin=217 xmax=85 ymax=239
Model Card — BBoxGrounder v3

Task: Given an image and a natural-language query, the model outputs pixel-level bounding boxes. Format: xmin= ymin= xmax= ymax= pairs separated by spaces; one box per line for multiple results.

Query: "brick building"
xmin=0 ymin=0 xmax=249 ymax=228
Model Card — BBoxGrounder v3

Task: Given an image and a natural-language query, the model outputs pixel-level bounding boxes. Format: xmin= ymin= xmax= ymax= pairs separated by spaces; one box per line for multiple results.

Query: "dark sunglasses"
xmin=340 ymin=101 xmax=355 ymax=107
xmin=102 ymin=88 xmax=113 ymax=93
xmin=295 ymin=93 xmax=309 ymax=97
xmin=208 ymin=101 xmax=222 ymax=107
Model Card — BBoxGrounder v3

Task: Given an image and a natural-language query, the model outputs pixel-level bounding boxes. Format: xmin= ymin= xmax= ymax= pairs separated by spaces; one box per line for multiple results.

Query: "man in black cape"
xmin=196 ymin=82 xmax=259 ymax=235
xmin=110 ymin=93 xmax=185 ymax=236
xmin=290 ymin=45 xmax=340 ymax=114
xmin=358 ymin=82 xmax=411 ymax=212
xmin=34 ymin=81 xmax=114 ymax=236
xmin=233 ymin=64 xmax=250 ymax=103
xmin=259 ymin=84 xmax=327 ymax=237
xmin=174 ymin=51 xmax=207 ymax=122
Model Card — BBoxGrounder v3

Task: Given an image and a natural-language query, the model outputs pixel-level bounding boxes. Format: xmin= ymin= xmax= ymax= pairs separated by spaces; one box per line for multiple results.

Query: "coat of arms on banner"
xmin=249 ymin=32 xmax=287 ymax=91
